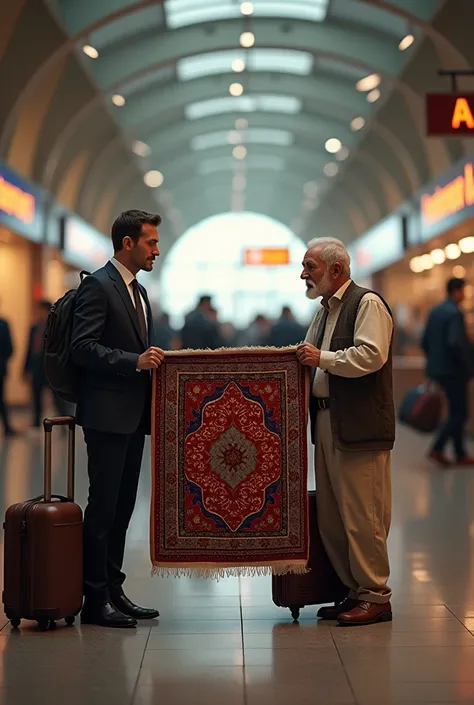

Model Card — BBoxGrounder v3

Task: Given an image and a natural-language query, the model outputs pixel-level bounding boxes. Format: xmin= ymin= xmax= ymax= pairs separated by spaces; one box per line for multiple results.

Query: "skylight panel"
xmin=165 ymin=0 xmax=329 ymax=29
xmin=177 ymin=49 xmax=313 ymax=81
xmin=185 ymin=95 xmax=302 ymax=120
xmin=191 ymin=129 xmax=294 ymax=151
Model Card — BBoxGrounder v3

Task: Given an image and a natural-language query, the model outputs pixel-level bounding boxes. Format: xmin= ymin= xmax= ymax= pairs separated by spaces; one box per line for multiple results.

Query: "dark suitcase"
xmin=3 ymin=416 xmax=83 ymax=631
xmin=272 ymin=490 xmax=347 ymax=620
xmin=398 ymin=383 xmax=443 ymax=433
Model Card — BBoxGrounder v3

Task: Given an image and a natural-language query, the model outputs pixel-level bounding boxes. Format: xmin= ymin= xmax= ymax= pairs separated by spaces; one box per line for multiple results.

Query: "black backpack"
xmin=43 ymin=271 xmax=90 ymax=403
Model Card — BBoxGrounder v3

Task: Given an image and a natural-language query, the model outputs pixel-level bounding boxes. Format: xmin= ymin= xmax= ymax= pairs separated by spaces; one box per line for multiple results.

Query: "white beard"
xmin=305 ymin=271 xmax=332 ymax=300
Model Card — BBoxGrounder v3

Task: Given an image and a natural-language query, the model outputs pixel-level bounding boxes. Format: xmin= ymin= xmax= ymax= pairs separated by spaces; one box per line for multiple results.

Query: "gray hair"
xmin=307 ymin=237 xmax=351 ymax=277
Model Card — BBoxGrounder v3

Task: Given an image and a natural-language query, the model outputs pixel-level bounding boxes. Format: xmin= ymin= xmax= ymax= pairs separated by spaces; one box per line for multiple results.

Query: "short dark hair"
xmin=447 ymin=277 xmax=465 ymax=295
xmin=198 ymin=295 xmax=212 ymax=306
xmin=111 ymin=209 xmax=162 ymax=251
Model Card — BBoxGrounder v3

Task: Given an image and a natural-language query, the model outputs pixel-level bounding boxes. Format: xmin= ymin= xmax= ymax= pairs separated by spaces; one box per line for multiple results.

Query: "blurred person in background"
xmin=239 ymin=314 xmax=271 ymax=347
xmin=24 ymin=300 xmax=52 ymax=428
xmin=181 ymin=295 xmax=222 ymax=349
xmin=267 ymin=306 xmax=306 ymax=347
xmin=422 ymin=277 xmax=474 ymax=467
xmin=153 ymin=311 xmax=180 ymax=350
xmin=0 ymin=305 xmax=15 ymax=437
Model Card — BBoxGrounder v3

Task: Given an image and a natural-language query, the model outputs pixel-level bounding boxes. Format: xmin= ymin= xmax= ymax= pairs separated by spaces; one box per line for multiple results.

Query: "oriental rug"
xmin=150 ymin=347 xmax=309 ymax=578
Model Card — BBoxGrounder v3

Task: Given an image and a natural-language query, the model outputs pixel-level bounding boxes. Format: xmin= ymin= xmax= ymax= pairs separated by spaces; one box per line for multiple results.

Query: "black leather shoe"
xmin=111 ymin=592 xmax=159 ymax=620
xmin=81 ymin=601 xmax=137 ymax=628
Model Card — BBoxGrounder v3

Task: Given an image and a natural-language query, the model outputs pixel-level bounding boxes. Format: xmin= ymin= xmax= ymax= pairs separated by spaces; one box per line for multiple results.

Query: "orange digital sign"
xmin=426 ymin=93 xmax=474 ymax=136
xmin=421 ymin=162 xmax=474 ymax=226
xmin=0 ymin=175 xmax=35 ymax=224
xmin=244 ymin=248 xmax=290 ymax=265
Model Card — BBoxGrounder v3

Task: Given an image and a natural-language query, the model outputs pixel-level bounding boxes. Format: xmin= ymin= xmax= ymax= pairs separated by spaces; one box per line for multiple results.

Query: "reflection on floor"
xmin=1 ymin=420 xmax=474 ymax=704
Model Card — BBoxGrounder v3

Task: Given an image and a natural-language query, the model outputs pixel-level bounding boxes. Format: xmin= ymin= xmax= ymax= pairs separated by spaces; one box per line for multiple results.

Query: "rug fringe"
xmin=150 ymin=565 xmax=309 ymax=580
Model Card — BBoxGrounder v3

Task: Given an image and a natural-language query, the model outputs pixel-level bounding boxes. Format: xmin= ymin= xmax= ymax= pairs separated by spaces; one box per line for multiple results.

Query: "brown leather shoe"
xmin=337 ymin=600 xmax=392 ymax=626
xmin=317 ymin=597 xmax=357 ymax=620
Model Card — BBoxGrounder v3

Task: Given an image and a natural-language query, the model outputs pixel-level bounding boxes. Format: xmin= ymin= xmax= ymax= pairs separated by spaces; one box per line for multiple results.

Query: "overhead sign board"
xmin=0 ymin=164 xmax=43 ymax=241
xmin=244 ymin=248 xmax=290 ymax=265
xmin=63 ymin=216 xmax=111 ymax=271
xmin=426 ymin=94 xmax=474 ymax=136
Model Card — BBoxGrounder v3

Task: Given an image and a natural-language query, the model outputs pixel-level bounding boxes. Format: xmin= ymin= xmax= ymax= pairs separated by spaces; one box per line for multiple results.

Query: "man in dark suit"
xmin=71 ymin=210 xmax=164 ymax=628
xmin=0 ymin=312 xmax=14 ymax=436
xmin=422 ymin=277 xmax=474 ymax=466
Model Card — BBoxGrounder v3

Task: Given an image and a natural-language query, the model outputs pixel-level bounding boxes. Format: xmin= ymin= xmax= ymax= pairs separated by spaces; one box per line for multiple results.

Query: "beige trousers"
xmin=315 ymin=409 xmax=392 ymax=604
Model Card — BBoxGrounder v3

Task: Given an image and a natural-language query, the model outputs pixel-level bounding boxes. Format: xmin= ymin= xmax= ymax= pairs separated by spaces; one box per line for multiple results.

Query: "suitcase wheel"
xmin=37 ymin=619 xmax=50 ymax=632
xmin=10 ymin=617 xmax=21 ymax=629
xmin=65 ymin=616 xmax=75 ymax=626
xmin=290 ymin=606 xmax=303 ymax=621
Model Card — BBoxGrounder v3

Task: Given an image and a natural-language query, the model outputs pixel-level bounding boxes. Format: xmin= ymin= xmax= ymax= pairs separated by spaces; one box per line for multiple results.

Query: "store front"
xmin=349 ymin=154 xmax=474 ymax=423
xmin=0 ymin=163 xmax=45 ymax=406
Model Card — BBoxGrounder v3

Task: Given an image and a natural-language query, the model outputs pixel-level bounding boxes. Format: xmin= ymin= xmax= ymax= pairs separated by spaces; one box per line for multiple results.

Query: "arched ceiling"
xmin=2 ymin=0 xmax=474 ymax=248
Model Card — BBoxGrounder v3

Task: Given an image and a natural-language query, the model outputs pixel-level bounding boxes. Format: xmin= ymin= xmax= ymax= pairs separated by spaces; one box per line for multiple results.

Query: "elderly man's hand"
xmin=296 ymin=343 xmax=321 ymax=367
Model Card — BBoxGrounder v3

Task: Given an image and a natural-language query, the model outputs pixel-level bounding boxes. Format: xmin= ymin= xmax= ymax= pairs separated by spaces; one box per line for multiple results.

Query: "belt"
xmin=315 ymin=397 xmax=330 ymax=410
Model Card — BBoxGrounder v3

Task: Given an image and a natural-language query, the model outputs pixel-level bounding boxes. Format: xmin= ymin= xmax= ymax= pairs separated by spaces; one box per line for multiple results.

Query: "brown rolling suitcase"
xmin=272 ymin=490 xmax=347 ymax=620
xmin=3 ymin=417 xmax=83 ymax=631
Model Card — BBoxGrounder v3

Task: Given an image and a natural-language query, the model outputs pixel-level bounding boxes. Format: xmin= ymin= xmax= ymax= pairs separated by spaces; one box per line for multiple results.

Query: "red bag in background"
xmin=398 ymin=383 xmax=443 ymax=433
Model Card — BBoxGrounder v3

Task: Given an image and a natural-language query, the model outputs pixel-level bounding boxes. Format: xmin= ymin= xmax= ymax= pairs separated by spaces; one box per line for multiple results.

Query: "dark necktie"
xmin=131 ymin=279 xmax=147 ymax=346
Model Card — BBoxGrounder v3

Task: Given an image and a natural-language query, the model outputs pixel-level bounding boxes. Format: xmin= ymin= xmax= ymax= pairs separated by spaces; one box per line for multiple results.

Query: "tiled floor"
xmin=2 ymin=418 xmax=474 ymax=704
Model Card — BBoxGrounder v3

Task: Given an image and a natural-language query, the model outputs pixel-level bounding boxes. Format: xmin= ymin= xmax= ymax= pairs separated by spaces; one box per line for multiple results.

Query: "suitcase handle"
xmin=43 ymin=416 xmax=76 ymax=503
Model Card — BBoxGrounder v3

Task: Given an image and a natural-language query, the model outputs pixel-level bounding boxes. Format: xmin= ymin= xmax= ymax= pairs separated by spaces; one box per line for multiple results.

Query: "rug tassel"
xmin=150 ymin=565 xmax=309 ymax=580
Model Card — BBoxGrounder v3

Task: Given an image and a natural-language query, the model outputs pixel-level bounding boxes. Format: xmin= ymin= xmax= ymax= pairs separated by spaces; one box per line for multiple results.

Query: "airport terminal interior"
xmin=3 ymin=0 xmax=474 ymax=703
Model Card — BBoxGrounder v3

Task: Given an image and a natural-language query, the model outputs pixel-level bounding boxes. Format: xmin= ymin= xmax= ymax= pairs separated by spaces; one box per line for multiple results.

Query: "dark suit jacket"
xmin=422 ymin=299 xmax=473 ymax=380
xmin=71 ymin=261 xmax=155 ymax=435
xmin=0 ymin=318 xmax=13 ymax=377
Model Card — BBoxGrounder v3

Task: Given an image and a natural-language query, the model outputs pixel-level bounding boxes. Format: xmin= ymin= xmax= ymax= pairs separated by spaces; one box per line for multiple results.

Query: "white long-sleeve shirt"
xmin=306 ymin=280 xmax=393 ymax=398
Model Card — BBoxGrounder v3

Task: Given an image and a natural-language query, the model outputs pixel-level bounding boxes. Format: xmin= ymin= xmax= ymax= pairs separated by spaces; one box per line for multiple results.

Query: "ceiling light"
xmin=453 ymin=265 xmax=466 ymax=278
xmin=367 ymin=89 xmax=380 ymax=103
xmin=325 ymin=138 xmax=342 ymax=154
xmin=232 ymin=58 xmax=246 ymax=73
xmin=229 ymin=83 xmax=244 ymax=97
xmin=228 ymin=131 xmax=242 ymax=144
xmin=235 ymin=118 xmax=248 ymax=129
xmin=82 ymin=44 xmax=99 ymax=59
xmin=399 ymin=34 xmax=415 ymax=51
xmin=240 ymin=31 xmax=255 ymax=48
xmin=350 ymin=116 xmax=365 ymax=132
xmin=112 ymin=94 xmax=126 ymax=106
xmin=420 ymin=254 xmax=434 ymax=270
xmin=144 ymin=170 xmax=164 ymax=187
xmin=233 ymin=145 xmax=247 ymax=160
xmin=430 ymin=248 xmax=446 ymax=265
xmin=409 ymin=257 xmax=424 ymax=273
xmin=445 ymin=243 xmax=461 ymax=260
xmin=459 ymin=236 xmax=474 ymax=253
xmin=336 ymin=146 xmax=350 ymax=161
xmin=356 ymin=73 xmax=381 ymax=92
xmin=132 ymin=140 xmax=151 ymax=157
xmin=240 ymin=1 xmax=254 ymax=15
xmin=323 ymin=163 xmax=339 ymax=177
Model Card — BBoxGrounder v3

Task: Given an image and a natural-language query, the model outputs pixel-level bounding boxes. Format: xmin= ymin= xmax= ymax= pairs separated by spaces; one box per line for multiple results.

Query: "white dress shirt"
xmin=306 ymin=280 xmax=393 ymax=398
xmin=110 ymin=258 xmax=148 ymax=332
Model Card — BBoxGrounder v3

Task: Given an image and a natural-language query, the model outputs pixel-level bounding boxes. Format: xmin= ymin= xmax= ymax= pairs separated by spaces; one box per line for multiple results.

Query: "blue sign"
xmin=0 ymin=163 xmax=44 ymax=242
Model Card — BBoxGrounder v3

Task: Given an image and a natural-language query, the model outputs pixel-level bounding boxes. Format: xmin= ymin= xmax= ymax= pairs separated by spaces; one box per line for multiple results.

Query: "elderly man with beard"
xmin=296 ymin=237 xmax=394 ymax=626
